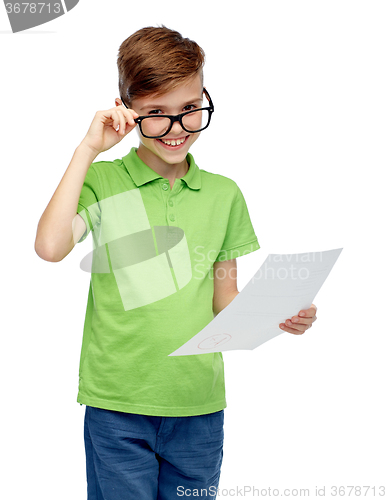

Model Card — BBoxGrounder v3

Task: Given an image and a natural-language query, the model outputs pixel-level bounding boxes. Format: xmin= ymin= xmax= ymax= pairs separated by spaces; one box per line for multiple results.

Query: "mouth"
xmin=156 ymin=136 xmax=189 ymax=150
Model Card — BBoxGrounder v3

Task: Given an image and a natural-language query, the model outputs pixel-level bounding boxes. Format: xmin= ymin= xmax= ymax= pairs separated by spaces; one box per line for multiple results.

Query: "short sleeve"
xmin=76 ymin=164 xmax=101 ymax=243
xmin=215 ymin=183 xmax=260 ymax=262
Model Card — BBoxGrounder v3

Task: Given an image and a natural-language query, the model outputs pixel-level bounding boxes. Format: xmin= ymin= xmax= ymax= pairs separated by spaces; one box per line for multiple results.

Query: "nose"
xmin=170 ymin=118 xmax=184 ymax=135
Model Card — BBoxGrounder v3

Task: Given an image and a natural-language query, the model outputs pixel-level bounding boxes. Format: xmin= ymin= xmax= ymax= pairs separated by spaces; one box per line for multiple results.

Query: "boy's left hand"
xmin=279 ymin=304 xmax=317 ymax=335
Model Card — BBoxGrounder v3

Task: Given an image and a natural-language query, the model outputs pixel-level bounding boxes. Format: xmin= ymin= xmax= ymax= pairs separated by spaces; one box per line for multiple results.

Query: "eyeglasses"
xmin=120 ymin=88 xmax=214 ymax=139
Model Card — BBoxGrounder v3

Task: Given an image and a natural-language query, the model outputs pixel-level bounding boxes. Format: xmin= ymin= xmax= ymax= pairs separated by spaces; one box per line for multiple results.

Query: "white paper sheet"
xmin=169 ymin=248 xmax=343 ymax=356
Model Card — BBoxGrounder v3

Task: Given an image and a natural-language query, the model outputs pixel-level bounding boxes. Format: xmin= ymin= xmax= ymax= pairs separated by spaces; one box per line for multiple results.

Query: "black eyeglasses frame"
xmin=120 ymin=88 xmax=214 ymax=139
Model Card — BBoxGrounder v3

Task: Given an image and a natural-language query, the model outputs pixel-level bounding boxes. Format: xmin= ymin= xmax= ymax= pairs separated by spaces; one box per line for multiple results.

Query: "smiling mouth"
xmin=157 ymin=136 xmax=189 ymax=148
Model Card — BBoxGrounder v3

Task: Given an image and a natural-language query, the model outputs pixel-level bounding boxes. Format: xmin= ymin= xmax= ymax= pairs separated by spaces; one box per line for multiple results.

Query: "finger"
xmin=121 ymin=108 xmax=139 ymax=132
xmin=279 ymin=323 xmax=308 ymax=335
xmin=290 ymin=315 xmax=316 ymax=326
xmin=110 ymin=109 xmax=121 ymax=132
xmin=120 ymin=106 xmax=139 ymax=122
xmin=112 ymin=106 xmax=127 ymax=136
xmin=298 ymin=304 xmax=317 ymax=318
xmin=284 ymin=319 xmax=309 ymax=333
xmin=118 ymin=110 xmax=126 ymax=135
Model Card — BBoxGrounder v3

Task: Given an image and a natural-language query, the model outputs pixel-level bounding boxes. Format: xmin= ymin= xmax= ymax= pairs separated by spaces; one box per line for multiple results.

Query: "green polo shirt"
xmin=76 ymin=147 xmax=260 ymax=416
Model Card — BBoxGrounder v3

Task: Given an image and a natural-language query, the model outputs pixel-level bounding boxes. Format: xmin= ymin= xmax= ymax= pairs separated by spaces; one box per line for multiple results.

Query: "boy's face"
xmin=129 ymin=73 xmax=204 ymax=168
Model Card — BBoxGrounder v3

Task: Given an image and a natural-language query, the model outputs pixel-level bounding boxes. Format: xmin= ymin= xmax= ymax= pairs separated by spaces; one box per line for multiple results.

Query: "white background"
xmin=1 ymin=1 xmax=386 ymax=498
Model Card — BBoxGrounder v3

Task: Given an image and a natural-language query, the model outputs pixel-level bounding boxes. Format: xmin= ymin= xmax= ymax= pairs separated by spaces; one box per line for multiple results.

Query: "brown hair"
xmin=117 ymin=26 xmax=205 ymax=107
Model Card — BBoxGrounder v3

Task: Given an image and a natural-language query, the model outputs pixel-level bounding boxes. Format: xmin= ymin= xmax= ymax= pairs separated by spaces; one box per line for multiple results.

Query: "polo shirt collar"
xmin=122 ymin=147 xmax=201 ymax=190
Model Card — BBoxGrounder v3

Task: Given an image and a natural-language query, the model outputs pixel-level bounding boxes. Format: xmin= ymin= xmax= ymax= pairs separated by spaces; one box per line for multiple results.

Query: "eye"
xmin=183 ymin=104 xmax=197 ymax=112
xmin=148 ymin=109 xmax=163 ymax=115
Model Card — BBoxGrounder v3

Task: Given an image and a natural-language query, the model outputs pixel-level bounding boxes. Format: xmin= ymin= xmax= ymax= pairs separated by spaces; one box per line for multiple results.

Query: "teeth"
xmin=161 ymin=137 xmax=186 ymax=146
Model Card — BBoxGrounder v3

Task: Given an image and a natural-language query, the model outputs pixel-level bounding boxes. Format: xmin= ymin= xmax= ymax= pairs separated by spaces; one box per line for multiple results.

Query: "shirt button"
xmin=169 ymin=200 xmax=174 ymax=207
xmin=162 ymin=183 xmax=169 ymax=191
xmin=169 ymin=214 xmax=175 ymax=222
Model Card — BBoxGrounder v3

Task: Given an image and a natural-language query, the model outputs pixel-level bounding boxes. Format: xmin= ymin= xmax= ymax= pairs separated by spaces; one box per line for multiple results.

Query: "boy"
xmin=35 ymin=26 xmax=317 ymax=500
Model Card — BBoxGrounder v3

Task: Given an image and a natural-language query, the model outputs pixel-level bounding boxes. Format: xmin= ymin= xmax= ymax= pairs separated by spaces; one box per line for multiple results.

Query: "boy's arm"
xmin=72 ymin=213 xmax=87 ymax=245
xmin=35 ymin=105 xmax=139 ymax=263
xmin=34 ymin=144 xmax=98 ymax=262
xmin=212 ymin=258 xmax=239 ymax=317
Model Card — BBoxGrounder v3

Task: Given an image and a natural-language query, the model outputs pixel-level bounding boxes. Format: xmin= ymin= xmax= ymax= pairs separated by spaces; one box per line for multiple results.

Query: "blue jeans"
xmin=84 ymin=405 xmax=224 ymax=499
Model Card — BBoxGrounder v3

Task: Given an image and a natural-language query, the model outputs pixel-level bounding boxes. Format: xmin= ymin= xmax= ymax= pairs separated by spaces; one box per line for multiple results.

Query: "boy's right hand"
xmin=80 ymin=105 xmax=139 ymax=156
